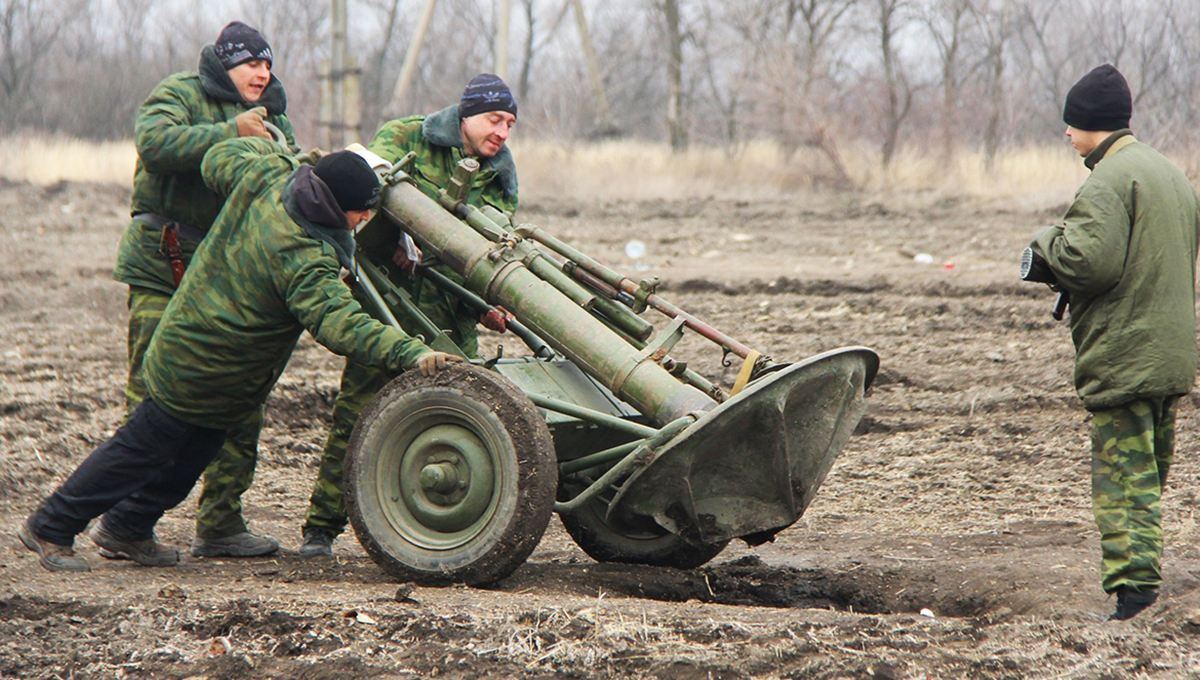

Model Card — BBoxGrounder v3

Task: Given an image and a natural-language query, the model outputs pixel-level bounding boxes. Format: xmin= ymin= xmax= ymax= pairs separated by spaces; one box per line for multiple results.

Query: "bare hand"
xmin=392 ymin=239 xmax=423 ymax=273
xmin=417 ymin=351 xmax=462 ymax=377
xmin=479 ymin=306 xmax=512 ymax=333
xmin=235 ymin=107 xmax=270 ymax=139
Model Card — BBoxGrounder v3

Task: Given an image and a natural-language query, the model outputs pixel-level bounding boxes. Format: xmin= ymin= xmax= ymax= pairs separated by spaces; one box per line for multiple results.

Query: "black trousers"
xmin=30 ymin=398 xmax=226 ymax=545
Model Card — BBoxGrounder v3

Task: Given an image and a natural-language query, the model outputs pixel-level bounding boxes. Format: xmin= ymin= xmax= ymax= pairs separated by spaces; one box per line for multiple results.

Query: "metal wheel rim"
xmin=373 ymin=401 xmax=506 ymax=551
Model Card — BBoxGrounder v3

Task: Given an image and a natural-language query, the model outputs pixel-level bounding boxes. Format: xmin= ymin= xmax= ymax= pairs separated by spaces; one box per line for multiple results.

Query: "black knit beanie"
xmin=214 ymin=21 xmax=273 ymax=69
xmin=1063 ymin=64 xmax=1131 ymax=131
xmin=459 ymin=73 xmax=518 ymax=119
xmin=314 ymin=152 xmax=381 ymax=211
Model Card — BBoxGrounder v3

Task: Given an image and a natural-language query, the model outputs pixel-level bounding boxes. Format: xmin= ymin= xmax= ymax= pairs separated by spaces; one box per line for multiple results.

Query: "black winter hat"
xmin=214 ymin=21 xmax=273 ymax=69
xmin=459 ymin=73 xmax=518 ymax=119
xmin=313 ymin=152 xmax=381 ymax=212
xmin=1063 ymin=64 xmax=1131 ymax=131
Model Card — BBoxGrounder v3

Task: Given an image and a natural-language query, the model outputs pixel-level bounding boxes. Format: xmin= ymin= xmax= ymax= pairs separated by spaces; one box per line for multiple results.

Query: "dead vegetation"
xmin=4 ymin=179 xmax=1200 ymax=677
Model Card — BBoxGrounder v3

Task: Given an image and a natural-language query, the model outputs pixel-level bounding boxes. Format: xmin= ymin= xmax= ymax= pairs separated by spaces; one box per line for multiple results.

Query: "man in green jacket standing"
xmin=1026 ymin=64 xmax=1200 ymax=621
xmin=299 ymin=74 xmax=519 ymax=557
xmin=18 ymin=141 xmax=459 ymax=572
xmin=113 ymin=21 xmax=295 ymax=558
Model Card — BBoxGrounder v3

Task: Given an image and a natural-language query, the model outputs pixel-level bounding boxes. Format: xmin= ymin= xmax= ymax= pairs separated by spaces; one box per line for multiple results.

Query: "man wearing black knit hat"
xmin=298 ymin=74 xmax=520 ymax=558
xmin=1022 ymin=64 xmax=1200 ymax=621
xmin=18 ymin=140 xmax=457 ymax=573
xmin=112 ymin=21 xmax=298 ymax=561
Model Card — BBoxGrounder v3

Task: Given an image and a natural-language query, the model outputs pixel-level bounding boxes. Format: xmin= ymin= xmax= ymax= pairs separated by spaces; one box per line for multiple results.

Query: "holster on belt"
xmin=160 ymin=224 xmax=186 ymax=287
xmin=135 ymin=213 xmax=203 ymax=288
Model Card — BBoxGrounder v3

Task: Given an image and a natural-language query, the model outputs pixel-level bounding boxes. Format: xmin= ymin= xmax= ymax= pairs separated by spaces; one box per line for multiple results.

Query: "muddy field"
xmin=3 ymin=178 xmax=1200 ymax=678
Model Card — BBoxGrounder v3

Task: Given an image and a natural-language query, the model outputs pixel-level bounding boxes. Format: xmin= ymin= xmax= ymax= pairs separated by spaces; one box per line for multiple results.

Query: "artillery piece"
xmin=342 ymin=153 xmax=879 ymax=585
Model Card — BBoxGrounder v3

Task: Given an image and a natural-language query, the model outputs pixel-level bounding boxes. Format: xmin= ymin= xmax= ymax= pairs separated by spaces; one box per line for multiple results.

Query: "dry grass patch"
xmin=0 ymin=134 xmax=135 ymax=185
xmin=0 ymin=133 xmax=1107 ymax=206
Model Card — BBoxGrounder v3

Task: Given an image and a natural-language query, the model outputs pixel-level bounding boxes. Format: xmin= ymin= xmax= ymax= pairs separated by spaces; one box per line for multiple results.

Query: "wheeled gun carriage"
xmin=342 ymin=152 xmax=879 ymax=585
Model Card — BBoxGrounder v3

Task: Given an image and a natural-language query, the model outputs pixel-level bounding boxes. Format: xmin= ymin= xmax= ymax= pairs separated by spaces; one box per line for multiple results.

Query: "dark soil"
xmin=3 ymin=181 xmax=1200 ymax=678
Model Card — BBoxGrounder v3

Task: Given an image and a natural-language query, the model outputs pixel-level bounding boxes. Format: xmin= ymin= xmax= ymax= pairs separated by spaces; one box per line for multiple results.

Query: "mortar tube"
xmin=563 ymin=264 xmax=726 ymax=401
xmin=521 ymin=248 xmax=653 ymax=342
xmin=380 ymin=180 xmax=717 ymax=425
xmin=418 ymin=265 xmax=555 ymax=359
xmin=526 ymin=226 xmax=758 ymax=359
xmin=531 ymin=246 xmax=655 ymax=341
xmin=448 ymin=204 xmax=656 ymax=342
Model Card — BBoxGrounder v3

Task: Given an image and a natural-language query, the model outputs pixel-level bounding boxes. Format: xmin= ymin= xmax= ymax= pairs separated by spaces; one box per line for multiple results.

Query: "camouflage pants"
xmin=1090 ymin=396 xmax=1178 ymax=593
xmin=303 ymin=292 xmax=480 ymax=536
xmin=126 ymin=287 xmax=264 ymax=539
xmin=303 ymin=359 xmax=394 ymax=535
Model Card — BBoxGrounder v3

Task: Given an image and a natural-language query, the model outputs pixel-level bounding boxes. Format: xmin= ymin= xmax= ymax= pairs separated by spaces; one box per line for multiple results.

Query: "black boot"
xmin=1109 ymin=586 xmax=1158 ymax=621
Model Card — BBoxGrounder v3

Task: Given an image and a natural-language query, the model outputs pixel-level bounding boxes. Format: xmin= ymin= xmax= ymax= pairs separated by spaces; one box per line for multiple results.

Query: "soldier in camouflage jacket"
xmin=298 ymin=74 xmax=519 ymax=557
xmin=18 ymin=141 xmax=457 ymax=573
xmin=112 ymin=22 xmax=296 ymax=558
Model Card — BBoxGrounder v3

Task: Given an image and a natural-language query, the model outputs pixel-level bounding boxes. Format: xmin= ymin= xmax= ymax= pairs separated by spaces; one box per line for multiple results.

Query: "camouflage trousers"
xmin=303 ymin=359 xmax=393 ymax=535
xmin=126 ymin=287 xmax=264 ymax=539
xmin=1090 ymin=396 xmax=1178 ymax=593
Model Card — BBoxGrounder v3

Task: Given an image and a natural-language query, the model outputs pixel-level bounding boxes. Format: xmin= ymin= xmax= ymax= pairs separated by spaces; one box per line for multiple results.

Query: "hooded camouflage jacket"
xmin=143 ymin=138 xmax=432 ymax=429
xmin=1031 ymin=132 xmax=1200 ymax=410
xmin=113 ymin=45 xmax=297 ymax=295
xmin=362 ymin=105 xmax=518 ymax=354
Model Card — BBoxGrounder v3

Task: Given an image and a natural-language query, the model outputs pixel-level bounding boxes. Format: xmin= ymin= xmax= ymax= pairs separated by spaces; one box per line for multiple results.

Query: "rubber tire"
xmin=558 ymin=481 xmax=728 ymax=569
xmin=346 ymin=364 xmax=556 ymax=585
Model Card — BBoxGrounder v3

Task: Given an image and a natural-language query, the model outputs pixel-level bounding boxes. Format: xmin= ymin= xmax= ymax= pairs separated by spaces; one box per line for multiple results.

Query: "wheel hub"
xmin=399 ymin=424 xmax=494 ymax=534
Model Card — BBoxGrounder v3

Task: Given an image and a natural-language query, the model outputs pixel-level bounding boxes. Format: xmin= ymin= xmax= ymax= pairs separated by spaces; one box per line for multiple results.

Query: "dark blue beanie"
xmin=459 ymin=73 xmax=518 ymax=119
xmin=214 ymin=21 xmax=273 ymax=69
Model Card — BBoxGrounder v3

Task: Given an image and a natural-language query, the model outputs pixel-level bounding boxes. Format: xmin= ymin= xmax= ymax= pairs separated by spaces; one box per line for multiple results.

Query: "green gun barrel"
xmin=378 ymin=173 xmax=716 ymax=426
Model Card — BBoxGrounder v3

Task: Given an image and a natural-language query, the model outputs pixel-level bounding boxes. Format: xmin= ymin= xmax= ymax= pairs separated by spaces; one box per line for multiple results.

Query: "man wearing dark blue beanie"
xmin=298 ymin=73 xmax=520 ymax=558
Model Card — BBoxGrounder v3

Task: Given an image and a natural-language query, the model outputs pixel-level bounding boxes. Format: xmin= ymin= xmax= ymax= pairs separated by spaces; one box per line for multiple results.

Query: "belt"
xmin=132 ymin=213 xmax=206 ymax=241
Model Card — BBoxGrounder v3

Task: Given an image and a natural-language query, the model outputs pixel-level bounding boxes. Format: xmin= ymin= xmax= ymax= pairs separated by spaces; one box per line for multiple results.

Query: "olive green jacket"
xmin=1031 ymin=132 xmax=1200 ymax=410
xmin=362 ymin=104 xmax=519 ymax=355
xmin=143 ymin=138 xmax=432 ymax=429
xmin=113 ymin=46 xmax=296 ymax=295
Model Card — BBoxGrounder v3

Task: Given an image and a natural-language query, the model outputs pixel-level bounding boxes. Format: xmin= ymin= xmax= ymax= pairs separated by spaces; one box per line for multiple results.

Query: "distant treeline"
xmin=4 ymin=0 xmax=1198 ymax=181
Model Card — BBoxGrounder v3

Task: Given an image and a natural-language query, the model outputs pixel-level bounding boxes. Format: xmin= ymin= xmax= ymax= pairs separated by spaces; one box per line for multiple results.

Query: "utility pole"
xmin=387 ymin=0 xmax=439 ymax=116
xmin=495 ymin=0 xmax=513 ymax=79
xmin=321 ymin=0 xmax=362 ymax=147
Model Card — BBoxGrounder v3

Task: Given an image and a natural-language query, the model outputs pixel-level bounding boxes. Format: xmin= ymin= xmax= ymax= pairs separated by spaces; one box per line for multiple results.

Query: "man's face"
xmin=1065 ymin=126 xmax=1104 ymax=157
xmin=460 ymin=111 xmax=516 ymax=158
xmin=228 ymin=59 xmax=271 ymax=103
xmin=345 ymin=209 xmax=374 ymax=231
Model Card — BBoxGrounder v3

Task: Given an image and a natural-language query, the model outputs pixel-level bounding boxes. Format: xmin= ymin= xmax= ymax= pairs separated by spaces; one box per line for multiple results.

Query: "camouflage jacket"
xmin=143 ymin=138 xmax=432 ymax=429
xmin=362 ymin=104 xmax=518 ymax=354
xmin=113 ymin=45 xmax=297 ymax=295
xmin=1031 ymin=132 xmax=1200 ymax=409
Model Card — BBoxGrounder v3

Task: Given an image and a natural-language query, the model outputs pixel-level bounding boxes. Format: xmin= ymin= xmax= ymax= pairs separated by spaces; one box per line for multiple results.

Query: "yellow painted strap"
xmin=729 ymin=350 xmax=761 ymax=396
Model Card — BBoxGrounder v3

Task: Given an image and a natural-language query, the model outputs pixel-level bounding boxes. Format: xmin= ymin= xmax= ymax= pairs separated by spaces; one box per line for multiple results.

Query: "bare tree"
xmin=971 ymin=0 xmax=1014 ymax=171
xmin=923 ymin=0 xmax=976 ymax=164
xmin=0 ymin=0 xmax=89 ymax=131
xmin=869 ymin=0 xmax=916 ymax=169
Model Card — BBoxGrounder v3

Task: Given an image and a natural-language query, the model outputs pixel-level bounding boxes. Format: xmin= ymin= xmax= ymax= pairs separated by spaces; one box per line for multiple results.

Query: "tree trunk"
xmin=662 ymin=0 xmax=688 ymax=152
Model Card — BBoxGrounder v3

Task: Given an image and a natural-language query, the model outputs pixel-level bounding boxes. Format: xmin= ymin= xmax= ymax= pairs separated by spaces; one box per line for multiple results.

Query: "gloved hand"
xmin=417 ymin=351 xmax=462 ymax=377
xmin=235 ymin=106 xmax=270 ymax=139
xmin=479 ymin=306 xmax=512 ymax=333
xmin=300 ymin=147 xmax=328 ymax=165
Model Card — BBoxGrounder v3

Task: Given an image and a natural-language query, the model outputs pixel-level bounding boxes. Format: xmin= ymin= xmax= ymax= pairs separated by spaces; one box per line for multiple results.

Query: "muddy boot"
xmin=190 ymin=531 xmax=280 ymax=558
xmin=88 ymin=522 xmax=180 ymax=567
xmin=299 ymin=527 xmax=335 ymax=558
xmin=1109 ymin=586 xmax=1159 ymax=621
xmin=17 ymin=517 xmax=90 ymax=572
